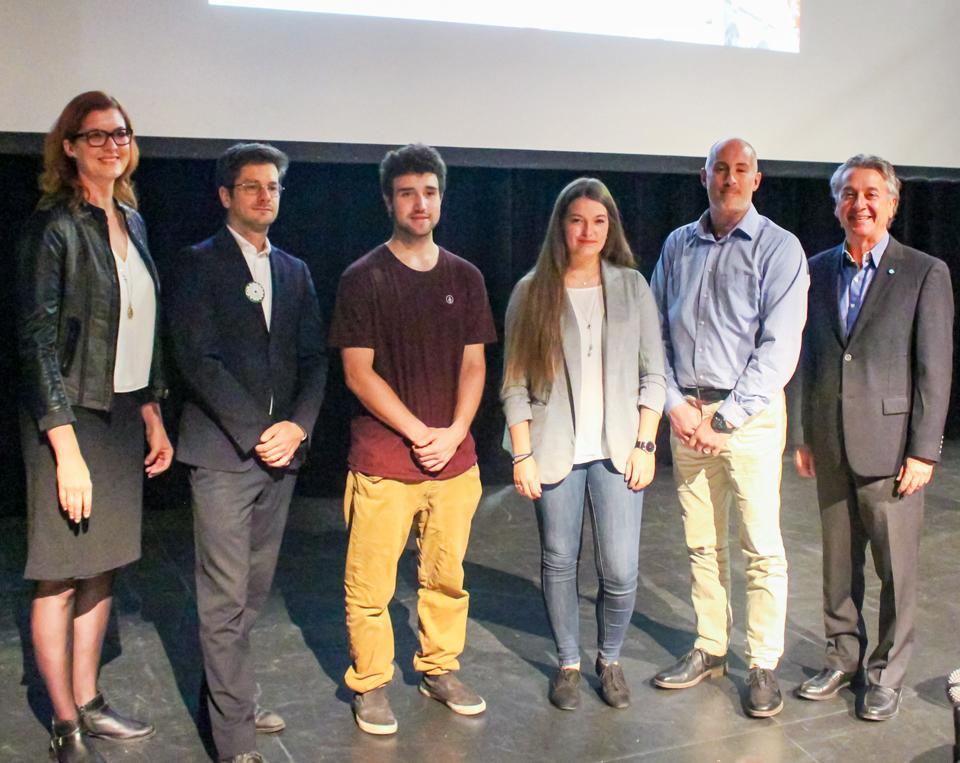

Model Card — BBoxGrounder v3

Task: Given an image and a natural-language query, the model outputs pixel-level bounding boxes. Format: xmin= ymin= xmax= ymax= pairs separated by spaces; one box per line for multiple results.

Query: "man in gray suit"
xmin=793 ymin=154 xmax=953 ymax=721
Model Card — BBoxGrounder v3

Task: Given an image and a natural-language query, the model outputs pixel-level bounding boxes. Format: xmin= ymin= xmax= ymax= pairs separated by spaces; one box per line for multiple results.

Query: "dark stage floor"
xmin=2 ymin=446 xmax=959 ymax=763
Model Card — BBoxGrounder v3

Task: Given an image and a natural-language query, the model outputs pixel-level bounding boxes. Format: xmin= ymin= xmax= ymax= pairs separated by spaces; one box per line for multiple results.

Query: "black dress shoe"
xmin=548 ymin=668 xmax=581 ymax=710
xmin=78 ymin=692 xmax=156 ymax=741
xmin=745 ymin=667 xmax=783 ymax=718
xmin=858 ymin=684 xmax=902 ymax=721
xmin=653 ymin=648 xmax=727 ymax=689
xmin=49 ymin=719 xmax=106 ymax=763
xmin=796 ymin=668 xmax=858 ymax=700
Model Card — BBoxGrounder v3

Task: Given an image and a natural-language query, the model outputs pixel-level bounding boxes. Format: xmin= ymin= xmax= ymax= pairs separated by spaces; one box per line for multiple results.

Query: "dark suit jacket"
xmin=795 ymin=236 xmax=953 ymax=478
xmin=166 ymin=227 xmax=328 ymax=472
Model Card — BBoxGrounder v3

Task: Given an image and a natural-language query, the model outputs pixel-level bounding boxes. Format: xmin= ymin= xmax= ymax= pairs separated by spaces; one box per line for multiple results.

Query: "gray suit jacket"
xmin=796 ymin=237 xmax=953 ymax=477
xmin=501 ymin=261 xmax=666 ymax=485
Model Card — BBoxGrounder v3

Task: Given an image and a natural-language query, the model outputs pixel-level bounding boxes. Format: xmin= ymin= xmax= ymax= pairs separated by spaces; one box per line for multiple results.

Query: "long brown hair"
xmin=39 ymin=90 xmax=140 ymax=210
xmin=504 ymin=177 xmax=635 ymax=397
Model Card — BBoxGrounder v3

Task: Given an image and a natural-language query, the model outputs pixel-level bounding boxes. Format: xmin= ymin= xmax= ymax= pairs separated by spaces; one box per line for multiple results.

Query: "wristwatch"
xmin=711 ymin=412 xmax=736 ymax=434
xmin=635 ymin=440 xmax=657 ymax=453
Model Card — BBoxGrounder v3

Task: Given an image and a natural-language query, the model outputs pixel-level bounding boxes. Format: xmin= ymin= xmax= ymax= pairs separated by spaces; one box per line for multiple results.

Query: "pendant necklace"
xmin=584 ymin=287 xmax=602 ymax=357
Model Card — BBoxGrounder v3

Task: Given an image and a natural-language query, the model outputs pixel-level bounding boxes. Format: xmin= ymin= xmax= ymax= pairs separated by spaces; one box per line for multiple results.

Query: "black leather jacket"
xmin=17 ymin=197 xmax=167 ymax=432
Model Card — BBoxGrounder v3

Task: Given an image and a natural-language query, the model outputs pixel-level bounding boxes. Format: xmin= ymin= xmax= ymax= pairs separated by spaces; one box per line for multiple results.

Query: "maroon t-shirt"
xmin=329 ymin=245 xmax=497 ymax=481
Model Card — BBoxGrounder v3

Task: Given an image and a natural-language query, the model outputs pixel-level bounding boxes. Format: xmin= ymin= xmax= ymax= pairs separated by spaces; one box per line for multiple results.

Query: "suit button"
xmin=843 ymin=353 xmax=852 ymax=362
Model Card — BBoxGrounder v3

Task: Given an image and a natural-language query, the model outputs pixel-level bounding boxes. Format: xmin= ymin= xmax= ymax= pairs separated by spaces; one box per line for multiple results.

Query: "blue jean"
xmin=535 ymin=459 xmax=644 ymax=667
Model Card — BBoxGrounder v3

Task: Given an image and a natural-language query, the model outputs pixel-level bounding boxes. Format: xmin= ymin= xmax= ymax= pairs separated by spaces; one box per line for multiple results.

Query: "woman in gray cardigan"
xmin=501 ymin=177 xmax=665 ymax=711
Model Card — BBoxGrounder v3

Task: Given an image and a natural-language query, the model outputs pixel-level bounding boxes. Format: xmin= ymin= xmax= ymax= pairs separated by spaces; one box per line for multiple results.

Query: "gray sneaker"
xmin=419 ymin=672 xmax=487 ymax=715
xmin=352 ymin=685 xmax=398 ymax=735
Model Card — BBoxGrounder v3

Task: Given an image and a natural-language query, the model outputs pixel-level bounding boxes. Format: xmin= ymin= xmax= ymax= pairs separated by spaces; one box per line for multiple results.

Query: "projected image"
xmin=212 ymin=0 xmax=801 ymax=53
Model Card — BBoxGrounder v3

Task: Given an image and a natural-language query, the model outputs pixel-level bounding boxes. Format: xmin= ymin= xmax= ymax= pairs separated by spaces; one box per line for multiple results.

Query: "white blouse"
xmin=566 ymin=285 xmax=607 ymax=464
xmin=113 ymin=236 xmax=156 ymax=393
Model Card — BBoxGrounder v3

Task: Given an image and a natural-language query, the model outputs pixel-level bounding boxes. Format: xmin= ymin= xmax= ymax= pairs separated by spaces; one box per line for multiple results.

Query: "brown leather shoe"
xmin=352 ymin=685 xmax=398 ymax=735
xmin=653 ymin=648 xmax=727 ymax=689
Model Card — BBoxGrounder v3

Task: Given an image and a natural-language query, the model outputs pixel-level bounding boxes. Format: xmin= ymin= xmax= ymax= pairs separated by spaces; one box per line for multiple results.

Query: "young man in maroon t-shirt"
xmin=329 ymin=144 xmax=497 ymax=735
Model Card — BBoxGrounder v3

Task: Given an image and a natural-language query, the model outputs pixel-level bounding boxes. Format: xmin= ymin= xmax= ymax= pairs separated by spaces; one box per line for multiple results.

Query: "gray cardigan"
xmin=501 ymin=261 xmax=666 ymax=485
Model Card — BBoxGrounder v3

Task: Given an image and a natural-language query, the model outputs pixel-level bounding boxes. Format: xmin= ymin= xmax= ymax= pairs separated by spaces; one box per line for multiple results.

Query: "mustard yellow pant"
xmin=343 ymin=465 xmax=481 ymax=694
xmin=670 ymin=394 xmax=788 ymax=669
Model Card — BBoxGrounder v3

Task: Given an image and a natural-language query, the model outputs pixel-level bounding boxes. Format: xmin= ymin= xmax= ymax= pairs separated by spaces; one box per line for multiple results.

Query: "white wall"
xmin=2 ymin=0 xmax=958 ymax=167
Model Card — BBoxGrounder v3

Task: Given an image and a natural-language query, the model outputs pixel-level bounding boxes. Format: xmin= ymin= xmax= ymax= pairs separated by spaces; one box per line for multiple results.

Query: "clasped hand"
xmin=255 ymin=421 xmax=305 ymax=468
xmin=412 ymin=424 xmax=465 ymax=473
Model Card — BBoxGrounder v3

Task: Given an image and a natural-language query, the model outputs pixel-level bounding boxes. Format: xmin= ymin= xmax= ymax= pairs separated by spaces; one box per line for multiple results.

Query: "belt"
xmin=680 ymin=387 xmax=731 ymax=403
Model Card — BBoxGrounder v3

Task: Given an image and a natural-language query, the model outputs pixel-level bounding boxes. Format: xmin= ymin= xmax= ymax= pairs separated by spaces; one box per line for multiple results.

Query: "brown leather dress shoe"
xmin=796 ymin=668 xmax=858 ymax=700
xmin=653 ymin=648 xmax=727 ymax=689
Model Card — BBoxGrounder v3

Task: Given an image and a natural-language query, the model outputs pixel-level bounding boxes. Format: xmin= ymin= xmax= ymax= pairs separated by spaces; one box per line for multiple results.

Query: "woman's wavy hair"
xmin=503 ymin=177 xmax=634 ymax=397
xmin=39 ymin=90 xmax=139 ymax=209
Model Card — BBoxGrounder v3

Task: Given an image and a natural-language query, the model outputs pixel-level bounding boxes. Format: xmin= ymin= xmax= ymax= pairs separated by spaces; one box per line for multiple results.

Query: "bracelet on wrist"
xmin=512 ymin=452 xmax=533 ymax=465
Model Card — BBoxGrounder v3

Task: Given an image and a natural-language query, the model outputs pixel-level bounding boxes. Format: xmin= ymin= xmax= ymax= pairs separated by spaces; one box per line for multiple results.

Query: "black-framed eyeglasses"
xmin=232 ymin=181 xmax=284 ymax=197
xmin=72 ymin=128 xmax=134 ymax=147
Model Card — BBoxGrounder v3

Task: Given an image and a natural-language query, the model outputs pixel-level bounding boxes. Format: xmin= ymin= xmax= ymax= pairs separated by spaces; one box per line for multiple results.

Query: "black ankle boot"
xmin=78 ymin=692 xmax=156 ymax=741
xmin=49 ymin=719 xmax=105 ymax=763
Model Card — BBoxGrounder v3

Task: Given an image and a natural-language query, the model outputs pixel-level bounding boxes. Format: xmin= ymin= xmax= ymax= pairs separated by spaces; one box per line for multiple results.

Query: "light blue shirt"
xmin=650 ymin=204 xmax=809 ymax=427
xmin=838 ymin=232 xmax=889 ymax=337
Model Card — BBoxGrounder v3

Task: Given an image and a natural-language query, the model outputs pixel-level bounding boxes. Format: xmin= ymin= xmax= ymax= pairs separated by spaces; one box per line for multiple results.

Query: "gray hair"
xmin=829 ymin=154 xmax=901 ymax=203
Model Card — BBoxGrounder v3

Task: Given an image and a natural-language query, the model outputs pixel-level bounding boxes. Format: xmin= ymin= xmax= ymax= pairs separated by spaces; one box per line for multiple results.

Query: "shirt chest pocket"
xmin=715 ymin=269 xmax=760 ymax=318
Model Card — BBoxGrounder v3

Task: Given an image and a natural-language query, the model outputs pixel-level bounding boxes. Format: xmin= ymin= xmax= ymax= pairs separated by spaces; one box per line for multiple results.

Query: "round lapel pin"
xmin=245 ymin=281 xmax=265 ymax=303
xmin=887 ymin=268 xmax=895 ymax=274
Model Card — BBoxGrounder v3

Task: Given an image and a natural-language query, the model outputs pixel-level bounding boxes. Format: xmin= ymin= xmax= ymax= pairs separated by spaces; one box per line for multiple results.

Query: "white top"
xmin=566 ymin=285 xmax=607 ymax=464
xmin=113 ymin=236 xmax=157 ymax=393
xmin=228 ymin=225 xmax=273 ymax=331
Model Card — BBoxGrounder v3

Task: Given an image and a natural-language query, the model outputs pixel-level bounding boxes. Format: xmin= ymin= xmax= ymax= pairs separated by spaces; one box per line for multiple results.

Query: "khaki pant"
xmin=670 ymin=394 xmax=787 ymax=669
xmin=343 ymin=465 xmax=481 ymax=694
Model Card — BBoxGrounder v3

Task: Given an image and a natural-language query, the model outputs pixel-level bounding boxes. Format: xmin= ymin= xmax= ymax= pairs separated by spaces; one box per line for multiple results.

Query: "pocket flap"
xmin=882 ymin=396 xmax=910 ymax=414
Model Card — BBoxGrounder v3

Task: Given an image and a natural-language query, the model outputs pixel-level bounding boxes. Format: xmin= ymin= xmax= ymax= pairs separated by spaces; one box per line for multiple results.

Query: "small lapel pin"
xmin=887 ymin=268 xmax=895 ymax=274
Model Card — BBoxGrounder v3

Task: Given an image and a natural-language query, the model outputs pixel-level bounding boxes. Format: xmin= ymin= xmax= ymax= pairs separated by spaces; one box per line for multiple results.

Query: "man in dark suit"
xmin=792 ymin=154 xmax=953 ymax=721
xmin=166 ymin=143 xmax=327 ymax=762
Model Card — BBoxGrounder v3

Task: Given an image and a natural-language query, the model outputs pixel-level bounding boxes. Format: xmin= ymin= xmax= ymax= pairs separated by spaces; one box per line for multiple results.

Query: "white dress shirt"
xmin=227 ymin=225 xmax=273 ymax=331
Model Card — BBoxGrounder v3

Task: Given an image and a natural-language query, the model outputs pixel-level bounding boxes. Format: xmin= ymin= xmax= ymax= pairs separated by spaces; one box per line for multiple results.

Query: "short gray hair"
xmin=829 ymin=154 xmax=901 ymax=203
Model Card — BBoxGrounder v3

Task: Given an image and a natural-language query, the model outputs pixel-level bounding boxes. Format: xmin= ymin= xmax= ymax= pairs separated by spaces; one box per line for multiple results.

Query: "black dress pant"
xmin=191 ymin=463 xmax=296 ymax=759
xmin=814 ymin=456 xmax=923 ymax=689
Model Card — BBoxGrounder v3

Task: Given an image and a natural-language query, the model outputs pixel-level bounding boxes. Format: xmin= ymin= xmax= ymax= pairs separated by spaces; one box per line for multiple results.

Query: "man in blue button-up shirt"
xmin=650 ymin=138 xmax=809 ymax=718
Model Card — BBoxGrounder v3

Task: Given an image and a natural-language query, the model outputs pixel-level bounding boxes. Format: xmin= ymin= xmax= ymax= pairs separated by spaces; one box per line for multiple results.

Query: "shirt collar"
xmin=693 ymin=203 xmax=760 ymax=243
xmin=842 ymin=231 xmax=889 ymax=269
xmin=227 ymin=225 xmax=271 ymax=258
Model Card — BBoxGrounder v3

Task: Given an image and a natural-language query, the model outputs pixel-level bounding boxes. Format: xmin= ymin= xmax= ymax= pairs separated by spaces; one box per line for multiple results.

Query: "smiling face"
xmin=701 ymin=138 xmax=762 ymax=228
xmin=834 ymin=167 xmax=898 ymax=248
xmin=218 ymin=162 xmax=281 ymax=238
xmin=62 ymin=108 xmax=130 ymax=188
xmin=386 ymin=172 xmax=442 ymax=239
xmin=563 ymin=196 xmax=609 ymax=261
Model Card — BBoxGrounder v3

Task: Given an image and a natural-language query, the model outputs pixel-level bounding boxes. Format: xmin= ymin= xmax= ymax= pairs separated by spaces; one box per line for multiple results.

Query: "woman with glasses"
xmin=17 ymin=91 xmax=172 ymax=762
xmin=501 ymin=178 xmax=665 ymax=711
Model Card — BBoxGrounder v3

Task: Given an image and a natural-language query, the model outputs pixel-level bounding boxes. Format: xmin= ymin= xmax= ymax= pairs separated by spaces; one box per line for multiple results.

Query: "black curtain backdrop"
xmin=2 ymin=151 xmax=959 ymax=516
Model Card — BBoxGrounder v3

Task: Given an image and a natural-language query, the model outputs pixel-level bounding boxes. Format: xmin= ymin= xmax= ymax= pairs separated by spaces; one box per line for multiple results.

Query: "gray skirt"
xmin=22 ymin=392 xmax=145 ymax=581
